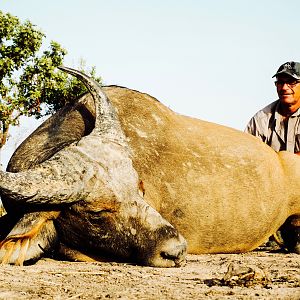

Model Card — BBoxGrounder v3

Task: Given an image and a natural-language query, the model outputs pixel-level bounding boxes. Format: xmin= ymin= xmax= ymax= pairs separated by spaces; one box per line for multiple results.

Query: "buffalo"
xmin=0 ymin=67 xmax=299 ymax=266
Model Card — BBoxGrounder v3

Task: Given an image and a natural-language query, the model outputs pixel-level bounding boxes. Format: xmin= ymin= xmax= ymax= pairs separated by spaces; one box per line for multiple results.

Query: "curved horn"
xmin=58 ymin=66 xmax=126 ymax=144
xmin=0 ymin=66 xmax=127 ymax=206
xmin=0 ymin=148 xmax=96 ymax=206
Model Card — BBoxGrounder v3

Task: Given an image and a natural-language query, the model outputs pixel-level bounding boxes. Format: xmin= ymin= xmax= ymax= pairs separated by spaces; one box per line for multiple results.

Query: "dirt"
xmin=0 ymin=249 xmax=299 ymax=300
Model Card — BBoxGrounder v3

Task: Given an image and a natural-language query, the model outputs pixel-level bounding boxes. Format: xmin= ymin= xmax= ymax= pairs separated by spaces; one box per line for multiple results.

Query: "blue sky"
xmin=1 ymin=0 xmax=300 ymax=166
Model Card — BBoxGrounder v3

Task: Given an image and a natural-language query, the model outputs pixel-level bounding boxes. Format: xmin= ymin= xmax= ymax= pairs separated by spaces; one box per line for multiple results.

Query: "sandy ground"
xmin=0 ymin=249 xmax=299 ymax=300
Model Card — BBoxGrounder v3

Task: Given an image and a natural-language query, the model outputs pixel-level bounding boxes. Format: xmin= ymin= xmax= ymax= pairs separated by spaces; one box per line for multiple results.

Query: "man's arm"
xmin=244 ymin=116 xmax=267 ymax=143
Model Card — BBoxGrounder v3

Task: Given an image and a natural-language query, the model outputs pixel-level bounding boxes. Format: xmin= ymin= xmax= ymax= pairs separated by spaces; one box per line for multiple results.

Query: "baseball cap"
xmin=272 ymin=61 xmax=300 ymax=79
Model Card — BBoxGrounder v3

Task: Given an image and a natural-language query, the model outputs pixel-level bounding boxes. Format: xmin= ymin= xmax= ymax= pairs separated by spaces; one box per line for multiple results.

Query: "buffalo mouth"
xmin=160 ymin=245 xmax=187 ymax=267
xmin=143 ymin=234 xmax=187 ymax=267
xmin=127 ymin=225 xmax=187 ymax=267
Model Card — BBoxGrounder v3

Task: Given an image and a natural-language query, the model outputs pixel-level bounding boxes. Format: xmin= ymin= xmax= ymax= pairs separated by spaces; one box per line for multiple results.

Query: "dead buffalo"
xmin=0 ymin=67 xmax=187 ymax=267
xmin=0 ymin=67 xmax=299 ymax=266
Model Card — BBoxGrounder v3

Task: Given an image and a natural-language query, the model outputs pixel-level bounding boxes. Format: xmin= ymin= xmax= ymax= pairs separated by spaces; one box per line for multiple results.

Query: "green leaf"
xmin=0 ymin=10 xmax=101 ymax=149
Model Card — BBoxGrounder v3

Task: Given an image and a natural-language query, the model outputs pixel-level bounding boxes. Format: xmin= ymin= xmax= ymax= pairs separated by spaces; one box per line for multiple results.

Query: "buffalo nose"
xmin=148 ymin=234 xmax=187 ymax=267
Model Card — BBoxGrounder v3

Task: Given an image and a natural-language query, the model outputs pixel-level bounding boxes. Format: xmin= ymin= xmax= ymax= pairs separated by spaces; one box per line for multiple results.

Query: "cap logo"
xmin=283 ymin=62 xmax=295 ymax=73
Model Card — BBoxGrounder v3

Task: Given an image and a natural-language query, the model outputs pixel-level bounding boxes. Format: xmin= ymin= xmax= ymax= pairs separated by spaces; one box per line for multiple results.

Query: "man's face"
xmin=275 ymin=74 xmax=300 ymax=109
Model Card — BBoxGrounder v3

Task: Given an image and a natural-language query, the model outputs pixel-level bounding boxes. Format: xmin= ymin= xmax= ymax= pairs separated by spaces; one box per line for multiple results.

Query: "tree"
xmin=0 ymin=11 xmax=101 ymax=149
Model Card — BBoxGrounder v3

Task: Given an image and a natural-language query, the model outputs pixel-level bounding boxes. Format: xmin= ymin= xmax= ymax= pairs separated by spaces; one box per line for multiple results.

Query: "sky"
xmin=1 ymin=0 xmax=300 ymax=167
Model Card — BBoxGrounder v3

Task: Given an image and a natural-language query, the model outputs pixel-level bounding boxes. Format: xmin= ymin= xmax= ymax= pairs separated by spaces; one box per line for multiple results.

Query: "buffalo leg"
xmin=57 ymin=243 xmax=123 ymax=263
xmin=280 ymin=215 xmax=300 ymax=254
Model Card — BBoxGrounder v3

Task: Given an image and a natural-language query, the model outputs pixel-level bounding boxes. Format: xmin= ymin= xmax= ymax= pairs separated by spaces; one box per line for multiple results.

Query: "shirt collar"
xmin=274 ymin=100 xmax=300 ymax=119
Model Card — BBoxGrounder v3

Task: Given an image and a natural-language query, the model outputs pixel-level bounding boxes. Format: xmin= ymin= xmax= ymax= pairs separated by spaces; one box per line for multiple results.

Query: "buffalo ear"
xmin=0 ymin=211 xmax=59 ymax=265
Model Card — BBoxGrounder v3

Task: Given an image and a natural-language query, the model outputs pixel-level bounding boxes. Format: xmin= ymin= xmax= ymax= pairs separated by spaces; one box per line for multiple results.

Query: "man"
xmin=245 ymin=61 xmax=300 ymax=253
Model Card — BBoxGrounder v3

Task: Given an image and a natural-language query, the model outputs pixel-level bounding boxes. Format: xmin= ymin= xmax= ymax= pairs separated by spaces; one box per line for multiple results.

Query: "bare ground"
xmin=0 ymin=250 xmax=299 ymax=300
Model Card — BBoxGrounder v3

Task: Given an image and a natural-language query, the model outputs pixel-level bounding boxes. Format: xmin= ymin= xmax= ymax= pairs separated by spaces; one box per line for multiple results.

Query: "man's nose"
xmin=281 ymin=83 xmax=291 ymax=89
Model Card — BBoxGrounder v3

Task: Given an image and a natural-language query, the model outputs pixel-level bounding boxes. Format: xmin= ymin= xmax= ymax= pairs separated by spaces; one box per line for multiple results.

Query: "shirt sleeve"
xmin=244 ymin=114 xmax=267 ymax=143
